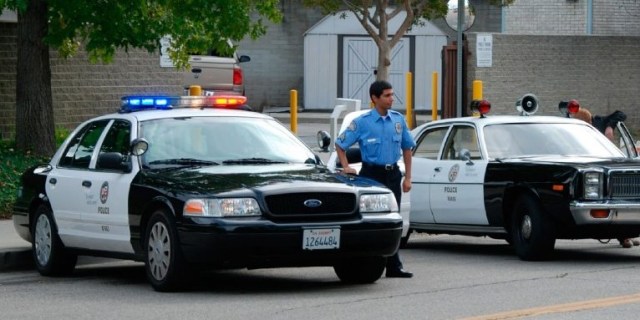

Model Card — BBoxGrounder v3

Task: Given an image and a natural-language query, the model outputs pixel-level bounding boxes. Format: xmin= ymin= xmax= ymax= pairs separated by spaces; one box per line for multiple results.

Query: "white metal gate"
xmin=342 ymin=37 xmax=410 ymax=110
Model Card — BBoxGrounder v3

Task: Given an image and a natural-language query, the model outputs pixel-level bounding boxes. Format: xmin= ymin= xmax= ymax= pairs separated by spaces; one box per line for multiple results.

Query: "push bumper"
xmin=178 ymin=214 xmax=402 ymax=269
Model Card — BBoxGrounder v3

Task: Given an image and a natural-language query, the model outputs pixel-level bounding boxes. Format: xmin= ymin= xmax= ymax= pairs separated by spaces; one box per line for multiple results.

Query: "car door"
xmin=410 ymin=125 xmax=450 ymax=224
xmin=429 ymin=124 xmax=489 ymax=225
xmin=46 ymin=119 xmax=110 ymax=247
xmin=84 ymin=119 xmax=136 ymax=253
xmin=615 ymin=122 xmax=638 ymax=158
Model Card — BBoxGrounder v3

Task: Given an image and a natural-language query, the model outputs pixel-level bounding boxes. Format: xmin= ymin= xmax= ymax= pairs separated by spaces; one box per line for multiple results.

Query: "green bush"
xmin=0 ymin=143 xmax=49 ymax=219
xmin=0 ymin=126 xmax=69 ymax=220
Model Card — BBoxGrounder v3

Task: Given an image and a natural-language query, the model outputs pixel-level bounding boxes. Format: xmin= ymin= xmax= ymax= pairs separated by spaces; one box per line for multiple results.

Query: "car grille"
xmin=609 ymin=171 xmax=640 ymax=198
xmin=265 ymin=192 xmax=357 ymax=220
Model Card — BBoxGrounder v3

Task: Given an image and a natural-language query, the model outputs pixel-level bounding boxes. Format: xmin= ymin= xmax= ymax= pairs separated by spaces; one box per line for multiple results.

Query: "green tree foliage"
xmin=0 ymin=0 xmax=282 ymax=156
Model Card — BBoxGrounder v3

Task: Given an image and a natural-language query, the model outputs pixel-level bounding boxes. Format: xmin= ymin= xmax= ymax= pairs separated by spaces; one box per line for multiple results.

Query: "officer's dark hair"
xmin=369 ymin=80 xmax=393 ymax=100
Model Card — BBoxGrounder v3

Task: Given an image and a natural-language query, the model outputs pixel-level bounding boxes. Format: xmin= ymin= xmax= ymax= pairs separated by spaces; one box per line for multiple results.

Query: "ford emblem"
xmin=304 ymin=199 xmax=322 ymax=208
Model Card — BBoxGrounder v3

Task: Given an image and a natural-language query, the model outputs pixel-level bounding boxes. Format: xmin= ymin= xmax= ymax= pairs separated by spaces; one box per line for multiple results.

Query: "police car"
xmin=12 ymin=94 xmax=402 ymax=291
xmin=407 ymin=95 xmax=640 ymax=260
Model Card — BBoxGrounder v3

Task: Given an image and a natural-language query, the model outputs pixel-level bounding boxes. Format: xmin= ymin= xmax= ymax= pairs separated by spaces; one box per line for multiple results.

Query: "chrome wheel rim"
xmin=148 ymin=222 xmax=171 ymax=281
xmin=34 ymin=214 xmax=52 ymax=266
xmin=521 ymin=215 xmax=532 ymax=240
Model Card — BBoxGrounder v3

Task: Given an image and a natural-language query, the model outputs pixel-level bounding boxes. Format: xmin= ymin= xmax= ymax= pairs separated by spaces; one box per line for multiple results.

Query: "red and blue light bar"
xmin=120 ymin=95 xmax=248 ymax=113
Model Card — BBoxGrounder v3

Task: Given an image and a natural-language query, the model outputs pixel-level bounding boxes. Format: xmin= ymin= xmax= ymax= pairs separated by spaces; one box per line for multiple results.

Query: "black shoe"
xmin=386 ymin=268 xmax=413 ymax=278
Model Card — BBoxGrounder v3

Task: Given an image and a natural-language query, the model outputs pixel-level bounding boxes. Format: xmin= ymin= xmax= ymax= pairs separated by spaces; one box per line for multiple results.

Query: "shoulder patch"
xmin=348 ymin=121 xmax=357 ymax=131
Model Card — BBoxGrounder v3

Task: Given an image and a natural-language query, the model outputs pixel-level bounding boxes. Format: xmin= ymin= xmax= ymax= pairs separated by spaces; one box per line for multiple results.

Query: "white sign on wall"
xmin=476 ymin=33 xmax=492 ymax=68
xmin=160 ymin=36 xmax=175 ymax=68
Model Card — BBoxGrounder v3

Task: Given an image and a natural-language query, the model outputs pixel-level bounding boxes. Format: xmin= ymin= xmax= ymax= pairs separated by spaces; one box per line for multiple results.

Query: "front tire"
xmin=511 ymin=195 xmax=556 ymax=261
xmin=32 ymin=205 xmax=77 ymax=276
xmin=144 ymin=210 xmax=186 ymax=292
xmin=334 ymin=256 xmax=386 ymax=284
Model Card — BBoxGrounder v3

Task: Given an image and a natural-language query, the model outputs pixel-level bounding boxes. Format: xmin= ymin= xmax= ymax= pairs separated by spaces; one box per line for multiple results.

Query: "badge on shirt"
xmin=395 ymin=122 xmax=402 ymax=134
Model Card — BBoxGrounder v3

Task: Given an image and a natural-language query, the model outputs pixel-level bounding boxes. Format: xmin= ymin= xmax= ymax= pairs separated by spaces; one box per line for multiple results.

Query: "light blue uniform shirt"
xmin=336 ymin=109 xmax=416 ymax=165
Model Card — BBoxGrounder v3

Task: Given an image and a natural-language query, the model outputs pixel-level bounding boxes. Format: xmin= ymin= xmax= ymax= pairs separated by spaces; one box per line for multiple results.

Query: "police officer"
xmin=336 ymin=80 xmax=415 ymax=278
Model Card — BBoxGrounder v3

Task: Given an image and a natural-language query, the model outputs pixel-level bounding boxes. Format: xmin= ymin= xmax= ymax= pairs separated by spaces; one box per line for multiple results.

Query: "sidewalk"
xmin=0 ymin=219 xmax=33 ymax=270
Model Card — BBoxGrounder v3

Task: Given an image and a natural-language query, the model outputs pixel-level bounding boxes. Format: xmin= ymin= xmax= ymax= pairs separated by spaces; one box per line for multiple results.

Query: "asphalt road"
xmin=2 ymin=235 xmax=640 ymax=320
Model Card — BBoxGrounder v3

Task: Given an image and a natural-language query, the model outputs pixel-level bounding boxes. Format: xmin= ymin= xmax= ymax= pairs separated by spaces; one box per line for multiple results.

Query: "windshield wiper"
xmin=148 ymin=158 xmax=219 ymax=166
xmin=222 ymin=158 xmax=286 ymax=164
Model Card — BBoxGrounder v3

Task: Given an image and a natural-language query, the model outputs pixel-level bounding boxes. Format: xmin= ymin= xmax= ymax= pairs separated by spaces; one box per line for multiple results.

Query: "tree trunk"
xmin=376 ymin=42 xmax=391 ymax=81
xmin=15 ymin=0 xmax=56 ymax=156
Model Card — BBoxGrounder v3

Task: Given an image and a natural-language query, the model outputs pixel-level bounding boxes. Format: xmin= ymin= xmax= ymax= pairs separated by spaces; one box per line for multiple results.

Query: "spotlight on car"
xmin=317 ymin=130 xmax=331 ymax=152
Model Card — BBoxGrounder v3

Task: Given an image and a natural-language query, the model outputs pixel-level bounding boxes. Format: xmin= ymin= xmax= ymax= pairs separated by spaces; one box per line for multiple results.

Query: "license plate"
xmin=302 ymin=228 xmax=340 ymax=250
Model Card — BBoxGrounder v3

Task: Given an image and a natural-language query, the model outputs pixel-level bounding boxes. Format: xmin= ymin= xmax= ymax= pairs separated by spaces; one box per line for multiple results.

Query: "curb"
xmin=0 ymin=248 xmax=34 ymax=271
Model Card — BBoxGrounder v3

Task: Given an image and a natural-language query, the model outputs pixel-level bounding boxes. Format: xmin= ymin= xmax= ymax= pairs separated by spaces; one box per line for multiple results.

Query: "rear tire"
xmin=334 ymin=256 xmax=385 ymax=284
xmin=145 ymin=210 xmax=187 ymax=292
xmin=511 ymin=195 xmax=556 ymax=261
xmin=32 ymin=205 xmax=77 ymax=276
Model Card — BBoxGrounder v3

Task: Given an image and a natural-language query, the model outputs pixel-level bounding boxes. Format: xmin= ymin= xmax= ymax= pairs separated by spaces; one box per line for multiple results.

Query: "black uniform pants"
xmin=359 ymin=163 xmax=404 ymax=271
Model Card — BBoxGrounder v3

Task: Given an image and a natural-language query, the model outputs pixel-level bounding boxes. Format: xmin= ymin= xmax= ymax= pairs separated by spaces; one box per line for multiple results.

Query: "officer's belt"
xmin=362 ymin=162 xmax=398 ymax=171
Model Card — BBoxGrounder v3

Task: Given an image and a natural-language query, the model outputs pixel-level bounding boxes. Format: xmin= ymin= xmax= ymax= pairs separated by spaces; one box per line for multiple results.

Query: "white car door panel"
xmin=429 ymin=160 xmax=488 ymax=224
xmin=410 ymin=157 xmax=436 ymax=223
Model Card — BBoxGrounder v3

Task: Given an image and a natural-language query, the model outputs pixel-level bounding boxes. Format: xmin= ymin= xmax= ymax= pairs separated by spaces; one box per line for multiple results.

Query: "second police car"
xmin=12 ymin=94 xmax=402 ymax=291
xmin=407 ymin=95 xmax=640 ymax=260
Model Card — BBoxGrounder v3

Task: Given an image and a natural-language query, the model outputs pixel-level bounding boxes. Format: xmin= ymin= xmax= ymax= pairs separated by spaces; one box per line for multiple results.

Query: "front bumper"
xmin=178 ymin=214 xmax=402 ymax=269
xmin=571 ymin=201 xmax=640 ymax=225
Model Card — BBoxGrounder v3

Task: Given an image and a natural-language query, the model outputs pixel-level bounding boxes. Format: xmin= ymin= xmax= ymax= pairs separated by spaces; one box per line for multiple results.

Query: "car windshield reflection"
xmin=483 ymin=123 xmax=627 ymax=159
xmin=139 ymin=117 xmax=315 ymax=168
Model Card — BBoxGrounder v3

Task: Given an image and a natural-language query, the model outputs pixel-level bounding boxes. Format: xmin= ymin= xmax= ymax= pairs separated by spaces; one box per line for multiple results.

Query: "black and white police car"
xmin=407 ymin=95 xmax=640 ymax=260
xmin=12 ymin=94 xmax=402 ymax=291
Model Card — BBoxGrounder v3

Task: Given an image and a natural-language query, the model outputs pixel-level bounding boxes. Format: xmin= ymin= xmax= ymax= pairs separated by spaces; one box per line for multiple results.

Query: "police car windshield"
xmin=484 ymin=122 xmax=627 ymax=159
xmin=140 ymin=117 xmax=315 ymax=167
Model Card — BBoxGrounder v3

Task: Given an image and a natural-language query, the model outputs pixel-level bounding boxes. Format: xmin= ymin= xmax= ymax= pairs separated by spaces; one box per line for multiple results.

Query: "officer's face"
xmin=373 ymin=89 xmax=394 ymax=109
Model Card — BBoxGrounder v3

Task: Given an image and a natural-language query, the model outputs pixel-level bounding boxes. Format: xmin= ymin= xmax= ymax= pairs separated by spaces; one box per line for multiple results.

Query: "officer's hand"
xmin=341 ymin=166 xmax=357 ymax=175
xmin=402 ymin=177 xmax=412 ymax=193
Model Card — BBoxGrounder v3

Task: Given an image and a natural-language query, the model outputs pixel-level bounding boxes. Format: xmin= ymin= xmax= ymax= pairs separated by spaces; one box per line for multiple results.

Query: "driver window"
xmin=414 ymin=127 xmax=448 ymax=160
xmin=443 ymin=125 xmax=481 ymax=160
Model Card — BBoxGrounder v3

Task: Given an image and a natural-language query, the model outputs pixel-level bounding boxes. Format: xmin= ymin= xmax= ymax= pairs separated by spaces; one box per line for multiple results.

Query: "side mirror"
xmin=459 ymin=148 xmax=474 ymax=165
xmin=97 ymin=152 xmax=131 ymax=173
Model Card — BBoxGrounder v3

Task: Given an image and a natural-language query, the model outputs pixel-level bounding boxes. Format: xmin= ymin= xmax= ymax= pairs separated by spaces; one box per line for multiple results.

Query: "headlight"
xmin=183 ymin=198 xmax=261 ymax=217
xmin=360 ymin=193 xmax=398 ymax=213
xmin=583 ymin=171 xmax=603 ymax=199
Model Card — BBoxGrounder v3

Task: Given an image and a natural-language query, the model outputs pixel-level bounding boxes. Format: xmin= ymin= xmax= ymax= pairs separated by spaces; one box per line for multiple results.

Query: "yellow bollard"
xmin=189 ymin=85 xmax=202 ymax=96
xmin=405 ymin=72 xmax=414 ymax=129
xmin=473 ymin=80 xmax=483 ymax=100
xmin=472 ymin=80 xmax=483 ymax=117
xmin=432 ymin=72 xmax=438 ymax=121
xmin=290 ymin=89 xmax=298 ymax=134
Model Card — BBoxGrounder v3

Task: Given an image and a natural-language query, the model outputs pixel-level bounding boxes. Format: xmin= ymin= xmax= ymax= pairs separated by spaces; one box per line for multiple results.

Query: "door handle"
xmin=82 ymin=181 xmax=92 ymax=188
xmin=434 ymin=167 xmax=442 ymax=172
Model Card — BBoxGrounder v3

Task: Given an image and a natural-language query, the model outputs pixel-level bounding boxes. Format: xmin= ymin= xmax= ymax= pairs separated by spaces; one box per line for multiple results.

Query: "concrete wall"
xmin=503 ymin=0 xmax=640 ymax=36
xmin=465 ymin=33 xmax=640 ymax=129
xmin=238 ymin=0 xmax=325 ymax=112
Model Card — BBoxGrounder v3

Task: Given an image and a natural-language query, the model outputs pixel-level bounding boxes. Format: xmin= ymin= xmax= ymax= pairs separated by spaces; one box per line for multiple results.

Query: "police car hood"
xmin=499 ymin=155 xmax=640 ymax=168
xmin=141 ymin=163 xmax=387 ymax=195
